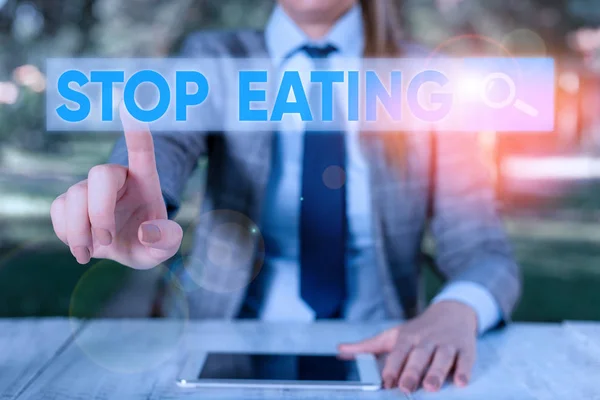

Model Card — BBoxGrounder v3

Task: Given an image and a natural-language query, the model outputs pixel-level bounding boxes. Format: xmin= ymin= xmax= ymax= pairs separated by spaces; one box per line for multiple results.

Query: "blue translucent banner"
xmin=46 ymin=57 xmax=555 ymax=133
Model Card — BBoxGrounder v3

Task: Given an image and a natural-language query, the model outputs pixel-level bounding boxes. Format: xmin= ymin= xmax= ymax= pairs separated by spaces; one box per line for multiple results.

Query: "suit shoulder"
xmin=179 ymin=29 xmax=266 ymax=57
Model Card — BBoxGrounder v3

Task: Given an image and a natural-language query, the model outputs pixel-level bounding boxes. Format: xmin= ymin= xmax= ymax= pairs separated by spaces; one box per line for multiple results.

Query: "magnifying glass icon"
xmin=479 ymin=72 xmax=539 ymax=117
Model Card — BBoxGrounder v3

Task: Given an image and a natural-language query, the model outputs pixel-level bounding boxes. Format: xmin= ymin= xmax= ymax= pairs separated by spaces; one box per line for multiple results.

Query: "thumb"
xmin=138 ymin=219 xmax=183 ymax=255
xmin=338 ymin=330 xmax=396 ymax=355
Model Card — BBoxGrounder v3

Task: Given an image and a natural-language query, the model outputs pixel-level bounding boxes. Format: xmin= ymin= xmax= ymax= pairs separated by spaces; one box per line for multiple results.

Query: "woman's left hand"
xmin=338 ymin=301 xmax=478 ymax=393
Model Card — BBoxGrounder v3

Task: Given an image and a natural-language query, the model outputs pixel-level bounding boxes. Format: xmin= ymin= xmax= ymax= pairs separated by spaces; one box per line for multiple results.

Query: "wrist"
xmin=430 ymin=300 xmax=478 ymax=336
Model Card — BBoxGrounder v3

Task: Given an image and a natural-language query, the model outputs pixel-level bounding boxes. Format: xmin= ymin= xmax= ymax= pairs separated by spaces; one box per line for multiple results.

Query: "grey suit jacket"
xmin=110 ymin=30 xmax=522 ymax=321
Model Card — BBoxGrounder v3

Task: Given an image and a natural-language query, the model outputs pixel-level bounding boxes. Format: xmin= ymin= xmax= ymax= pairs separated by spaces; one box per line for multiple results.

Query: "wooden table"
xmin=1 ymin=319 xmax=599 ymax=400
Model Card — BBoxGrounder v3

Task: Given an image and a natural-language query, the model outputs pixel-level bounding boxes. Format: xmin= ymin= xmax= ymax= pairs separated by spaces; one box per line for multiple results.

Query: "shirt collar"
xmin=265 ymin=3 xmax=364 ymax=66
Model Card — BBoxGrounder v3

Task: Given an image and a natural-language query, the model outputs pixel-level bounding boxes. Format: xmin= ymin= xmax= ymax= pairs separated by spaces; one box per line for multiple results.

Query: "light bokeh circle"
xmin=322 ymin=165 xmax=346 ymax=190
xmin=181 ymin=209 xmax=265 ymax=294
xmin=69 ymin=261 xmax=188 ymax=373
xmin=501 ymin=29 xmax=547 ymax=56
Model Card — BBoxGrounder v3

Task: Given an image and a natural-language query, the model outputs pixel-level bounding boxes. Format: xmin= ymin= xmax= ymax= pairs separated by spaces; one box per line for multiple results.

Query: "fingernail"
xmin=425 ymin=376 xmax=440 ymax=390
xmin=94 ymin=228 xmax=112 ymax=246
xmin=72 ymin=246 xmax=90 ymax=264
xmin=457 ymin=374 xmax=468 ymax=386
xmin=141 ymin=223 xmax=161 ymax=243
xmin=401 ymin=377 xmax=417 ymax=392
xmin=382 ymin=378 xmax=392 ymax=389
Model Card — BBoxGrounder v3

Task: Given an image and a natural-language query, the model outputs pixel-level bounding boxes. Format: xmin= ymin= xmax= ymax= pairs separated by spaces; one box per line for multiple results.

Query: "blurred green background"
xmin=1 ymin=0 xmax=600 ymax=321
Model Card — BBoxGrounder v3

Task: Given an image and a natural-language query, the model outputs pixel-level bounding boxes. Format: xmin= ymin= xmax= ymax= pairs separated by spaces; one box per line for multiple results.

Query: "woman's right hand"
xmin=50 ymin=117 xmax=183 ymax=270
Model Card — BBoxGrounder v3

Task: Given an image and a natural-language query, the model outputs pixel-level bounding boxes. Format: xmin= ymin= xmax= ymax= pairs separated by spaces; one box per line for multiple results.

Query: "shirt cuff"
xmin=432 ymin=281 xmax=502 ymax=335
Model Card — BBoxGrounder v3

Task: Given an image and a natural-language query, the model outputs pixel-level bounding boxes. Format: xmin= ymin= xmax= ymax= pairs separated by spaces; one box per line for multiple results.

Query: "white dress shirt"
xmin=241 ymin=3 xmax=502 ymax=334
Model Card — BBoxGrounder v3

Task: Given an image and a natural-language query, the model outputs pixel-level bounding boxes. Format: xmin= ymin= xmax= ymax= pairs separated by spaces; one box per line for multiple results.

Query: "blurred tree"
xmin=0 ymin=0 xmax=275 ymax=149
xmin=0 ymin=0 xmax=598 ymax=148
xmin=91 ymin=0 xmax=197 ymax=56
xmin=91 ymin=0 xmax=272 ymax=56
xmin=406 ymin=0 xmax=578 ymax=56
xmin=0 ymin=0 xmax=598 ymax=320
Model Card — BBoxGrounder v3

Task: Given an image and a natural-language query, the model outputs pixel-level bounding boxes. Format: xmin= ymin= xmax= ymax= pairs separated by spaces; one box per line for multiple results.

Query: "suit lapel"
xmin=184 ymin=31 xmax=276 ymax=319
xmin=228 ymin=31 xmax=274 ymax=223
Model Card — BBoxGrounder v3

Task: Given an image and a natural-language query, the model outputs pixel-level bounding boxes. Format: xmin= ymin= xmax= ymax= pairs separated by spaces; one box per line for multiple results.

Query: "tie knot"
xmin=301 ymin=44 xmax=338 ymax=59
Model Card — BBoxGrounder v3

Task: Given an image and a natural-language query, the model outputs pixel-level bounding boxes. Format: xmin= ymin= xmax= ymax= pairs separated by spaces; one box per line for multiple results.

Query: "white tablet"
xmin=177 ymin=352 xmax=381 ymax=391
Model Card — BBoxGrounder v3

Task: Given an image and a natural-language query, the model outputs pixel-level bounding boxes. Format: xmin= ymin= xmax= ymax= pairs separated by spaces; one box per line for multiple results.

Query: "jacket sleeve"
xmin=429 ymin=132 xmax=522 ymax=320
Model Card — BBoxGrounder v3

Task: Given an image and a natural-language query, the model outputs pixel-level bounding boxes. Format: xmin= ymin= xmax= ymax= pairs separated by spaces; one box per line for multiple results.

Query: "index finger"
xmin=119 ymin=102 xmax=158 ymax=178
xmin=338 ymin=328 xmax=399 ymax=355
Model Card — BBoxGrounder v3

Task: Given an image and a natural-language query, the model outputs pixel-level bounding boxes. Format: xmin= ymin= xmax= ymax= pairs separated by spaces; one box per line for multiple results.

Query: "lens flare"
xmin=427 ymin=34 xmax=515 ymax=59
xmin=181 ymin=209 xmax=265 ymax=294
xmin=502 ymin=29 xmax=547 ymax=56
xmin=454 ymin=74 xmax=485 ymax=102
xmin=69 ymin=261 xmax=188 ymax=373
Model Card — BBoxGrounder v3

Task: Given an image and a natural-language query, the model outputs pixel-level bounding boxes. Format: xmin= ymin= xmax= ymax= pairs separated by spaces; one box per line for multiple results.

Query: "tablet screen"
xmin=198 ymin=353 xmax=360 ymax=382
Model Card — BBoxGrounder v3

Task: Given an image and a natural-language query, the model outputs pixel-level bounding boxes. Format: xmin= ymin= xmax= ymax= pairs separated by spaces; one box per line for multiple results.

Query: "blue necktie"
xmin=299 ymin=44 xmax=347 ymax=319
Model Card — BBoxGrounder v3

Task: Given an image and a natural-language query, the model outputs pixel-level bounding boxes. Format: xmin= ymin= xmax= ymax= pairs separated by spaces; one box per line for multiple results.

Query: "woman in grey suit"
xmin=50 ymin=0 xmax=521 ymax=393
